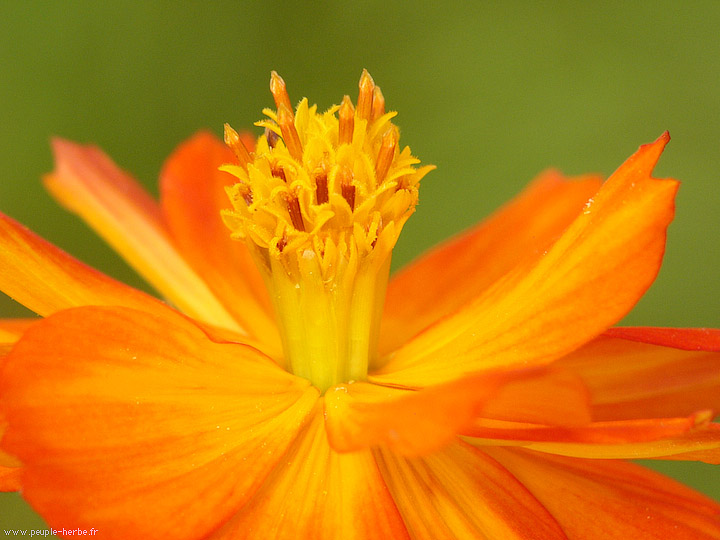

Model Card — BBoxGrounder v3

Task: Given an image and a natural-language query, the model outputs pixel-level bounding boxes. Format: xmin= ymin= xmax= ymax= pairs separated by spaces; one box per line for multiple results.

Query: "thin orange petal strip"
xmin=0 ymin=306 xmax=318 ymax=540
xmin=518 ymin=422 xmax=720 ymax=463
xmin=556 ymin=328 xmax=720 ymax=421
xmin=379 ymin=171 xmax=602 ymax=356
xmin=0 ymin=212 xmax=163 ymax=317
xmin=374 ymin=442 xmax=566 ymax=539
xmin=652 ymin=429 xmax=720 ymax=463
xmin=468 ymin=413 xmax=708 ymax=443
xmin=605 ymin=326 xmax=720 ymax=350
xmin=44 ymin=139 xmax=241 ymax=332
xmin=376 ymin=133 xmax=678 ymax=387
xmin=211 ymin=407 xmax=410 ymax=540
xmin=159 ymin=132 xmax=281 ymax=354
xmin=326 ymin=369 xmax=590 ymax=456
xmin=487 ymin=447 xmax=720 ymax=539
xmin=466 ymin=412 xmax=720 ymax=461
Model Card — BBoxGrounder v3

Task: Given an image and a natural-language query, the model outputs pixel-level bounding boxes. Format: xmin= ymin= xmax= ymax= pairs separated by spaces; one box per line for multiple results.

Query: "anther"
xmin=265 ymin=127 xmax=280 ymax=149
xmin=238 ymin=182 xmax=253 ymax=206
xmin=284 ymin=192 xmax=305 ymax=231
xmin=270 ymin=71 xmax=293 ymax=114
xmin=371 ymin=86 xmax=385 ymax=121
xmin=224 ymin=124 xmax=253 ymax=168
xmin=315 ymin=169 xmax=329 ymax=204
xmin=375 ymin=127 xmax=397 ymax=183
xmin=277 ymin=104 xmax=304 ymax=161
xmin=271 ymin=164 xmax=287 ymax=182
xmin=357 ymin=69 xmax=375 ymax=121
xmin=338 ymin=95 xmax=355 ymax=146
xmin=338 ymin=164 xmax=356 ymax=211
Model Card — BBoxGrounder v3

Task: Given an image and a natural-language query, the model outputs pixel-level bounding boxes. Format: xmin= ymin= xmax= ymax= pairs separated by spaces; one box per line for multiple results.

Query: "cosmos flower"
xmin=1 ymin=71 xmax=720 ymax=539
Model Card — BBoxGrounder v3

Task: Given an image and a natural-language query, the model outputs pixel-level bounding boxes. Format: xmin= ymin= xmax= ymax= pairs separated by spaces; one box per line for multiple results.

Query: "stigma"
xmin=222 ymin=71 xmax=433 ymax=392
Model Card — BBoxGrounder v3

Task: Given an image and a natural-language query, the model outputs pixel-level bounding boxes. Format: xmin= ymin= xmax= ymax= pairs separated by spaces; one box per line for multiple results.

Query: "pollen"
xmin=221 ymin=71 xmax=434 ymax=391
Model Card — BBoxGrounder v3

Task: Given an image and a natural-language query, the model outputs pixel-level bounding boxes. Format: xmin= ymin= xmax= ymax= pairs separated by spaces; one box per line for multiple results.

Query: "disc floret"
xmin=222 ymin=70 xmax=433 ymax=392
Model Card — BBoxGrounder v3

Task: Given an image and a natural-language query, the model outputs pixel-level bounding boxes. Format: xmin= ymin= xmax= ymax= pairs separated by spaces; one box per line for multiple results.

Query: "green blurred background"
xmin=1 ymin=0 xmax=719 ymax=533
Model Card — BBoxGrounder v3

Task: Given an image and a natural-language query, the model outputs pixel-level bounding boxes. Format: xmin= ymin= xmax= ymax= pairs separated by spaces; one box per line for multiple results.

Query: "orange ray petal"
xmin=518 ymin=422 xmax=720 ymax=463
xmin=374 ymin=442 xmax=566 ymax=539
xmin=210 ymin=406 xmax=410 ymax=540
xmin=556 ymin=328 xmax=720 ymax=421
xmin=653 ymin=441 xmax=720 ymax=463
xmin=327 ymin=369 xmax=590 ymax=456
xmin=380 ymin=170 xmax=602 ymax=356
xmin=466 ymin=412 xmax=720 ymax=460
xmin=159 ymin=132 xmax=281 ymax=356
xmin=0 ymin=340 xmax=23 ymax=491
xmin=0 ymin=306 xmax=318 ymax=540
xmin=0 ymin=212 xmax=164 ymax=317
xmin=0 ymin=465 xmax=22 ymax=492
xmin=0 ymin=319 xmax=37 ymax=358
xmin=44 ymin=139 xmax=242 ymax=332
xmin=487 ymin=447 xmax=720 ymax=539
xmin=0 ymin=396 xmax=22 ymax=492
xmin=0 ymin=318 xmax=36 ymax=344
xmin=375 ymin=133 xmax=678 ymax=387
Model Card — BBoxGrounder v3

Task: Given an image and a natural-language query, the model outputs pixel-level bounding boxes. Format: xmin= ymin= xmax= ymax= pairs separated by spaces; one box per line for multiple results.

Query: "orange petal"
xmin=1 ymin=306 xmax=318 ymax=539
xmin=210 ymin=406 xmax=410 ymax=540
xmin=466 ymin=412 xmax=720 ymax=460
xmin=0 ymin=319 xmax=35 ymax=344
xmin=380 ymin=170 xmax=602 ymax=356
xmin=0 ymin=319 xmax=36 ymax=358
xmin=374 ymin=441 xmax=566 ymax=539
xmin=0 ymin=465 xmax=22 ymax=492
xmin=522 ymin=422 xmax=720 ymax=463
xmin=556 ymin=327 xmax=720 ymax=421
xmin=375 ymin=133 xmax=678 ymax=387
xmin=0 ymin=212 xmax=163 ymax=317
xmin=487 ymin=447 xmax=720 ymax=539
xmin=653 ymin=434 xmax=720 ymax=463
xmin=0 ymin=341 xmax=23 ymax=491
xmin=327 ymin=369 xmax=590 ymax=456
xmin=0 ymin=398 xmax=22 ymax=492
xmin=159 ymin=132 xmax=280 ymax=355
xmin=44 ymin=139 xmax=241 ymax=332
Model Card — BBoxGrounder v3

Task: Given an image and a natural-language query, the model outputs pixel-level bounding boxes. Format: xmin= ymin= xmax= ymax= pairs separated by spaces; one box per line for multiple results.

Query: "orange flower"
xmin=1 ymin=71 xmax=720 ymax=539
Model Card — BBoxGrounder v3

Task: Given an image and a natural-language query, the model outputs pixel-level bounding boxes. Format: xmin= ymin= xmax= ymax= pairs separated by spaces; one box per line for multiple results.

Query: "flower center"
xmin=222 ymin=70 xmax=433 ymax=392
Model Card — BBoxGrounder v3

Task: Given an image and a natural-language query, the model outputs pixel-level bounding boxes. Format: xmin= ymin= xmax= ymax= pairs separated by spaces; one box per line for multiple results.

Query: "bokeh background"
xmin=1 ymin=0 xmax=719 ymax=533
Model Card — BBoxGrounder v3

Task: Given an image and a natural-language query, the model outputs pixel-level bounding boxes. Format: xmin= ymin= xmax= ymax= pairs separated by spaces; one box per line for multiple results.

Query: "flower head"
xmin=221 ymin=70 xmax=432 ymax=391
xmin=0 ymin=72 xmax=719 ymax=539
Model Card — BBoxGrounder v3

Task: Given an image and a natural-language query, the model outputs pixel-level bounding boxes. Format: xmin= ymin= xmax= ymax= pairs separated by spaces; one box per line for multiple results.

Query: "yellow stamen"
xmin=371 ymin=86 xmax=385 ymax=121
xmin=357 ymin=69 xmax=375 ymax=121
xmin=277 ymin=104 xmax=303 ymax=161
xmin=314 ymin=167 xmax=329 ymax=204
xmin=284 ymin=192 xmax=305 ymax=232
xmin=337 ymin=164 xmax=356 ymax=211
xmin=338 ymin=95 xmax=355 ymax=146
xmin=375 ymin=127 xmax=397 ymax=183
xmin=223 ymin=123 xmax=253 ymax=168
xmin=270 ymin=71 xmax=293 ymax=114
xmin=222 ymin=70 xmax=434 ymax=391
